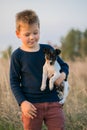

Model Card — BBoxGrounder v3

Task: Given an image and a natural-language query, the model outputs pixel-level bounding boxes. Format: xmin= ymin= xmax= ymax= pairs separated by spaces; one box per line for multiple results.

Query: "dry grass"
xmin=64 ymin=59 xmax=87 ymax=130
xmin=0 ymin=58 xmax=87 ymax=130
xmin=0 ymin=59 xmax=22 ymax=130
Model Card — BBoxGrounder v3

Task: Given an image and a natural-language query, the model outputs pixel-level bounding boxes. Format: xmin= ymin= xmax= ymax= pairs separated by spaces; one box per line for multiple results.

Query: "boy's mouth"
xmin=28 ymin=42 xmax=35 ymax=45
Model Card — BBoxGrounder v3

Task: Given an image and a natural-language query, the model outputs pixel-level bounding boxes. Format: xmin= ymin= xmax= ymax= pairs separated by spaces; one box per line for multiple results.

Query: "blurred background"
xmin=0 ymin=0 xmax=87 ymax=130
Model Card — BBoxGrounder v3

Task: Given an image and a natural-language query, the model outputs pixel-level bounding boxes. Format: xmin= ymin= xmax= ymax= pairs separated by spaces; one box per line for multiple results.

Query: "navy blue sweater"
xmin=10 ymin=44 xmax=69 ymax=105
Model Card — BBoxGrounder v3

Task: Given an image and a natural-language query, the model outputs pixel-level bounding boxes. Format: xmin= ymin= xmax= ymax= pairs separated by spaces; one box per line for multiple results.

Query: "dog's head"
xmin=43 ymin=48 xmax=61 ymax=65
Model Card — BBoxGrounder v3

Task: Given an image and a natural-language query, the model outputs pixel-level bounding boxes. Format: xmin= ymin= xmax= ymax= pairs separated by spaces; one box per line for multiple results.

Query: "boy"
xmin=10 ymin=10 xmax=69 ymax=130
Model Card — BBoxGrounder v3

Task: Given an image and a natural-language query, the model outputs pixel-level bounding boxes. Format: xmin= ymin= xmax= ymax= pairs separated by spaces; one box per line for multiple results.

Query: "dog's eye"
xmin=52 ymin=54 xmax=55 ymax=57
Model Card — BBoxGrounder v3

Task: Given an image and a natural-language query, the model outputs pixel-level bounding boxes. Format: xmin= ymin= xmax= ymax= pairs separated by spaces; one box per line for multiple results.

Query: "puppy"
xmin=41 ymin=48 xmax=69 ymax=104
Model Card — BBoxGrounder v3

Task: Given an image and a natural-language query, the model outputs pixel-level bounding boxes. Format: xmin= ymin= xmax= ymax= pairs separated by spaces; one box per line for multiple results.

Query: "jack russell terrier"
xmin=41 ymin=48 xmax=69 ymax=104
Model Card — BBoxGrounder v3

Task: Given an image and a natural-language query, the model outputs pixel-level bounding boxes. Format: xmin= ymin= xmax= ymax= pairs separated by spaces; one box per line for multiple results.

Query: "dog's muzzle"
xmin=50 ymin=61 xmax=54 ymax=65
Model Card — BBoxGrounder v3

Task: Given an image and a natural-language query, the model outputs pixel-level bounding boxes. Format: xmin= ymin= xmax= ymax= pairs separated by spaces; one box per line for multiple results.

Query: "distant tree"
xmin=74 ymin=29 xmax=87 ymax=58
xmin=82 ymin=30 xmax=87 ymax=56
xmin=61 ymin=29 xmax=83 ymax=60
xmin=84 ymin=29 xmax=87 ymax=38
xmin=1 ymin=45 xmax=12 ymax=59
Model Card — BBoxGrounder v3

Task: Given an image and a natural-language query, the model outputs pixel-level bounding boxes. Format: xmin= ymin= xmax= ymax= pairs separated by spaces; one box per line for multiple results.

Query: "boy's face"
xmin=16 ymin=23 xmax=40 ymax=49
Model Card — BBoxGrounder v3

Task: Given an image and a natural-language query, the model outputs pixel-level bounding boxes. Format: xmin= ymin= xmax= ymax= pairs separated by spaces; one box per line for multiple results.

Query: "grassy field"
xmin=0 ymin=58 xmax=87 ymax=130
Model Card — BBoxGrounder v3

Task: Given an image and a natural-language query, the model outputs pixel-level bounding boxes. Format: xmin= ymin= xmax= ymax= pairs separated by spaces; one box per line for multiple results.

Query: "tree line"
xmin=0 ymin=29 xmax=87 ymax=61
xmin=61 ymin=29 xmax=87 ymax=60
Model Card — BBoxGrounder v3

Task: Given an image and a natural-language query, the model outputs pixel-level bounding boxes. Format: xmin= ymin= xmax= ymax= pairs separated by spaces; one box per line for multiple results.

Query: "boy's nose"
xmin=29 ymin=34 xmax=34 ymax=40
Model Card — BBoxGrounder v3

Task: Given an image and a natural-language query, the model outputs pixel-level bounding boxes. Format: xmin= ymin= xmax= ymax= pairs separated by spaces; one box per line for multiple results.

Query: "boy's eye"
xmin=24 ymin=32 xmax=38 ymax=36
xmin=34 ymin=32 xmax=38 ymax=35
xmin=25 ymin=33 xmax=30 ymax=36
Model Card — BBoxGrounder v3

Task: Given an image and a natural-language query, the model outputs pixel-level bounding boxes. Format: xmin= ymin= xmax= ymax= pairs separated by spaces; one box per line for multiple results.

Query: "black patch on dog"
xmin=43 ymin=48 xmax=61 ymax=65
xmin=56 ymin=83 xmax=64 ymax=100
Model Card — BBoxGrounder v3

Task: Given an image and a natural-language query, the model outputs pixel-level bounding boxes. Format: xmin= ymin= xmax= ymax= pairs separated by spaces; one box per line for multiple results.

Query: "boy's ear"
xmin=55 ymin=49 xmax=61 ymax=55
xmin=16 ymin=30 xmax=20 ymax=38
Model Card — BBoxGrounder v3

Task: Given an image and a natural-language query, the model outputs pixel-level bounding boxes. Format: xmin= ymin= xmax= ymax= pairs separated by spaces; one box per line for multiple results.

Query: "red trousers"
xmin=22 ymin=102 xmax=65 ymax=130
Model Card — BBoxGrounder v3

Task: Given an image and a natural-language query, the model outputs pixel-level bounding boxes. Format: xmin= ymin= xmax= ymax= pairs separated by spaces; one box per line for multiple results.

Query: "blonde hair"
xmin=16 ymin=10 xmax=40 ymax=31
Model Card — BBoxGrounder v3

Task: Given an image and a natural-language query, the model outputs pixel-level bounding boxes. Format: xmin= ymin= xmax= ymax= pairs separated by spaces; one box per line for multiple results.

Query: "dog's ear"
xmin=55 ymin=49 xmax=61 ymax=55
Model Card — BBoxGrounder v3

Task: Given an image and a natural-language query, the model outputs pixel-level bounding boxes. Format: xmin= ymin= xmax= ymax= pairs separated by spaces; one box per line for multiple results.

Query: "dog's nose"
xmin=50 ymin=61 xmax=53 ymax=65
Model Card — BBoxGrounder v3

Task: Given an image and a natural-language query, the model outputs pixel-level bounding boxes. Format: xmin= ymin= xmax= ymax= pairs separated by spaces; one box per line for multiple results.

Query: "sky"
xmin=0 ymin=0 xmax=87 ymax=51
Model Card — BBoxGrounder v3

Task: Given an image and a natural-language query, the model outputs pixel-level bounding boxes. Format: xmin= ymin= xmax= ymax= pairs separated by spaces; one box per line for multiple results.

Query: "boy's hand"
xmin=55 ymin=72 xmax=66 ymax=86
xmin=21 ymin=101 xmax=37 ymax=119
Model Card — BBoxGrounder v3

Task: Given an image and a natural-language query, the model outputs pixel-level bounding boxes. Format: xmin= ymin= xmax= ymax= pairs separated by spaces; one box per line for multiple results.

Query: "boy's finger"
xmin=26 ymin=112 xmax=37 ymax=119
xmin=29 ymin=103 xmax=37 ymax=110
xmin=29 ymin=111 xmax=37 ymax=117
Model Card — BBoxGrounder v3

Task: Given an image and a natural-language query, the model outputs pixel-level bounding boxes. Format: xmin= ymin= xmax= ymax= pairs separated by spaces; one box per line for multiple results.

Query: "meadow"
xmin=0 ymin=58 xmax=87 ymax=130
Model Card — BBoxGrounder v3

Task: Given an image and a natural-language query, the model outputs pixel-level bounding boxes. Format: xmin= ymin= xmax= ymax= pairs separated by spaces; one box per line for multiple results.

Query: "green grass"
xmin=0 ymin=120 xmax=47 ymax=130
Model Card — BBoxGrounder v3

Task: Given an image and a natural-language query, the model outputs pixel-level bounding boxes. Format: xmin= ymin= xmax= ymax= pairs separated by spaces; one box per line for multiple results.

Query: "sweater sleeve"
xmin=57 ymin=56 xmax=69 ymax=80
xmin=10 ymin=52 xmax=26 ymax=105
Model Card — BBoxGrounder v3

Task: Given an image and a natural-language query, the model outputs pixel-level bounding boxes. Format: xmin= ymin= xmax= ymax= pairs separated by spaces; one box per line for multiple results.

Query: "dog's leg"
xmin=59 ymin=81 xmax=69 ymax=104
xmin=49 ymin=73 xmax=60 ymax=90
xmin=41 ymin=67 xmax=48 ymax=91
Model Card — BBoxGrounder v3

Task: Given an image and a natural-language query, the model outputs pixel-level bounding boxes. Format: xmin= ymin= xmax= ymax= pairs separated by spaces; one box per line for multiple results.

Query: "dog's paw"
xmin=49 ymin=80 xmax=54 ymax=90
xmin=40 ymin=86 xmax=46 ymax=91
xmin=49 ymin=82 xmax=54 ymax=90
xmin=59 ymin=99 xmax=65 ymax=104
xmin=49 ymin=85 xmax=54 ymax=91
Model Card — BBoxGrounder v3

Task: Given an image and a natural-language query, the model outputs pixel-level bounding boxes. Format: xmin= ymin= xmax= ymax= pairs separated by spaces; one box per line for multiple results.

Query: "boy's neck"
xmin=20 ymin=44 xmax=40 ymax=52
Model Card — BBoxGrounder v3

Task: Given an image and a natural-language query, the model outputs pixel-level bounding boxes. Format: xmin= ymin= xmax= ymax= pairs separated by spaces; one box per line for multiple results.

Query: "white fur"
xmin=41 ymin=59 xmax=69 ymax=104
